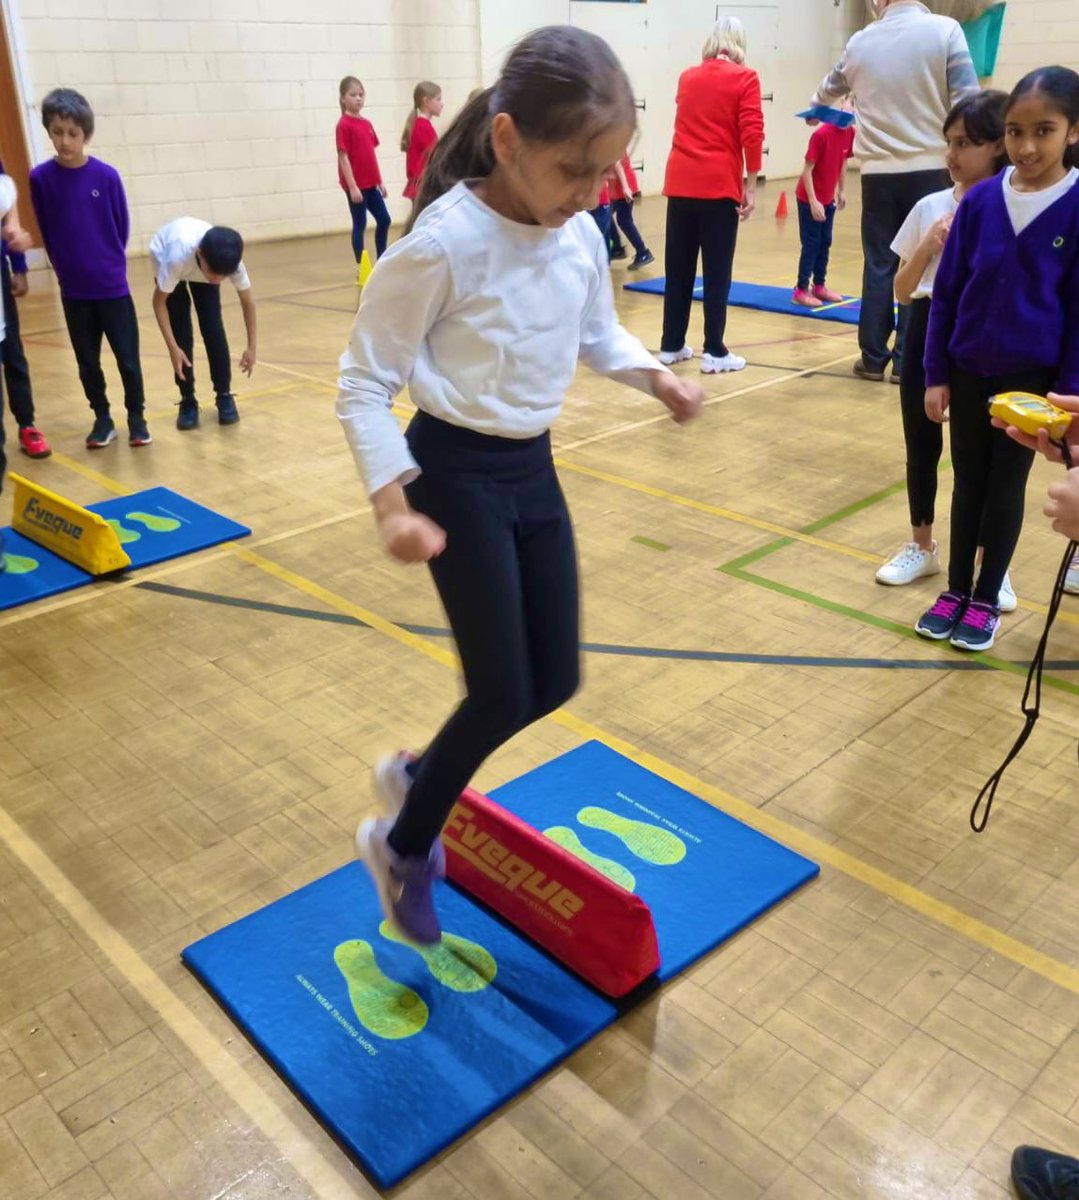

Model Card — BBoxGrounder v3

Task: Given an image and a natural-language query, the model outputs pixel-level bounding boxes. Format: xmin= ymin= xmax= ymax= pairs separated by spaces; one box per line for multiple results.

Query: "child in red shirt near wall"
xmin=792 ymin=116 xmax=855 ymax=308
xmin=401 ymin=81 xmax=442 ymax=203
xmin=608 ymin=154 xmax=654 ymax=270
xmin=337 ymin=76 xmax=391 ymax=279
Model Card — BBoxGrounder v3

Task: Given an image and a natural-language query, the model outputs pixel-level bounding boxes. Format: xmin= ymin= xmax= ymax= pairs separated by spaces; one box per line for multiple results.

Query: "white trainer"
xmin=998 ymin=571 xmax=1017 ymax=613
xmin=1065 ymin=552 xmax=1079 ymax=596
xmin=658 ymin=345 xmax=694 ymax=365
xmin=373 ymin=752 xmax=412 ymax=814
xmin=700 ymin=352 xmax=746 ymax=374
xmin=875 ymin=540 xmax=941 ymax=585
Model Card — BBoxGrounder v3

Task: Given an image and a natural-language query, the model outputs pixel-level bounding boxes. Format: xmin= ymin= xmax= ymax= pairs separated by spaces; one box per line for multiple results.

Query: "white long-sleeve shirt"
xmin=337 ymin=181 xmax=667 ymax=494
xmin=813 ymin=1 xmax=979 ymax=175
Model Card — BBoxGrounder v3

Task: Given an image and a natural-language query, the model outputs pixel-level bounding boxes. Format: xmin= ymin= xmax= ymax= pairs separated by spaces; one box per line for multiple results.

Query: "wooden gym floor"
xmin=1 ymin=184 xmax=1078 ymax=1200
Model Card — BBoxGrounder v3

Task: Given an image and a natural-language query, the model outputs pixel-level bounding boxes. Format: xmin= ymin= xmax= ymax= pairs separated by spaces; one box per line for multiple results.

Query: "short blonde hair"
xmin=703 ymin=17 xmax=747 ymax=64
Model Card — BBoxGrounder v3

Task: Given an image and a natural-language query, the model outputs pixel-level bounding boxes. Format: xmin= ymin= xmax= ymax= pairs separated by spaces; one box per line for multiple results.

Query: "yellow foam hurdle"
xmin=10 ymin=472 xmax=131 ymax=575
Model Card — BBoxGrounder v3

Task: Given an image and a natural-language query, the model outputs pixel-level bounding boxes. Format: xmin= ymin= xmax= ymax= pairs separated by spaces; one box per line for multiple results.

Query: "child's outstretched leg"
xmin=362 ymin=188 xmax=391 ymax=259
xmin=347 ymin=196 xmax=368 ymax=263
xmin=358 ymin=416 xmax=580 ymax=943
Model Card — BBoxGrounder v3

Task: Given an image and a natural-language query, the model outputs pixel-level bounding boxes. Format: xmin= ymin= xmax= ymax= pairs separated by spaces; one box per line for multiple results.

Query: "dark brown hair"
xmin=943 ymin=89 xmax=1009 ymax=174
xmin=408 ymin=26 xmax=635 ymax=229
xmin=1008 ymin=66 xmax=1079 ymax=170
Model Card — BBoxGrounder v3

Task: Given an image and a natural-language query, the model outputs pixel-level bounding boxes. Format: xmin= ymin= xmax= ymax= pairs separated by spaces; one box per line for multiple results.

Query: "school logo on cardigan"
xmin=1053 ymin=236 xmax=1065 ymax=248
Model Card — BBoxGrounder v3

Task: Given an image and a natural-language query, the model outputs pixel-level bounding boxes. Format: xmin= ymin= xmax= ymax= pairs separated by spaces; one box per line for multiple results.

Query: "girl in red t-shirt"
xmin=401 ymin=81 xmax=443 ymax=202
xmin=337 ymin=76 xmax=391 ymax=272
xmin=607 ymin=153 xmax=654 ymax=270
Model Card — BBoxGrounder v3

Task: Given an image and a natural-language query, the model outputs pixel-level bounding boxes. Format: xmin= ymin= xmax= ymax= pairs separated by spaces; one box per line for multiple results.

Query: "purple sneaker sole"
xmin=355 ymin=817 xmax=442 ymax=945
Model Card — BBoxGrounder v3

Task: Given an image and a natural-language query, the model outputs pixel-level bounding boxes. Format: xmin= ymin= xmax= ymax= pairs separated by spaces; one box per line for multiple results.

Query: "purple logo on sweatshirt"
xmin=91 ymin=189 xmax=100 ymax=198
xmin=1054 ymin=236 xmax=1065 ymax=249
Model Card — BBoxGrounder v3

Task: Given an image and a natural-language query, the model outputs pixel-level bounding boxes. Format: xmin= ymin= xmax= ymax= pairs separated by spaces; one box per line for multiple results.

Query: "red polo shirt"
xmin=663 ymin=57 xmax=765 ymax=202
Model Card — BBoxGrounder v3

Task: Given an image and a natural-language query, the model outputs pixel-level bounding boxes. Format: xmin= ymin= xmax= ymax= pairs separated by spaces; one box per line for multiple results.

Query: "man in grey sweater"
xmin=813 ymin=0 xmax=979 ymax=382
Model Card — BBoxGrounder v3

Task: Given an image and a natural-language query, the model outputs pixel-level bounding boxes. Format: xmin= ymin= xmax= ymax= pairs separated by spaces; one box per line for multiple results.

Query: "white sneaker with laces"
xmin=1065 ymin=553 xmax=1079 ymax=596
xmin=658 ymin=345 xmax=693 ymax=365
xmin=998 ymin=571 xmax=1017 ymax=613
xmin=700 ymin=352 xmax=746 ymax=374
xmin=875 ymin=540 xmax=940 ymax=586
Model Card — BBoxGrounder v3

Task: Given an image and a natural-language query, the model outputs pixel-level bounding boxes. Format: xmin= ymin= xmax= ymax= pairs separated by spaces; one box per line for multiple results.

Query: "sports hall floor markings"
xmin=21 ymin=427 xmax=1079 ymax=998
xmin=0 ymin=806 xmax=371 ymax=1200
xmin=133 ymin=579 xmax=1079 ymax=673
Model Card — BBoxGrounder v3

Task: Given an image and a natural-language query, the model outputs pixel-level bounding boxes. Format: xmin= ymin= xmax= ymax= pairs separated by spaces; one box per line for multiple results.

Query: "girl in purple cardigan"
xmin=916 ymin=66 xmax=1079 ymax=653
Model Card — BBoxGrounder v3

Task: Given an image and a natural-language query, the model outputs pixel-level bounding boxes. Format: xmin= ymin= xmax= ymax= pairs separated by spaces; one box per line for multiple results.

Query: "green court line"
xmin=631 ymin=535 xmax=671 ymax=552
xmin=718 ymin=465 xmax=1079 ymax=699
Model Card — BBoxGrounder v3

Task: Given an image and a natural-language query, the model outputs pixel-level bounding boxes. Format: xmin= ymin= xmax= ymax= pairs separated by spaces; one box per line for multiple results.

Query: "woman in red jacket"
xmin=660 ymin=17 xmax=764 ymax=374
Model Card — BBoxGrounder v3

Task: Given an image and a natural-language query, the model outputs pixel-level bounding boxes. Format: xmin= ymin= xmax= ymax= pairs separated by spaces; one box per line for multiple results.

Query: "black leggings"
xmin=388 ymin=412 xmax=581 ymax=859
xmin=1 ymin=253 xmax=34 ymax=427
xmin=947 ymin=366 xmax=1053 ymax=603
xmin=899 ymin=299 xmax=942 ymax=528
xmin=612 ymin=198 xmax=647 ymax=256
xmin=661 ymin=197 xmax=739 ymax=357
xmin=166 ymin=281 xmax=231 ymax=400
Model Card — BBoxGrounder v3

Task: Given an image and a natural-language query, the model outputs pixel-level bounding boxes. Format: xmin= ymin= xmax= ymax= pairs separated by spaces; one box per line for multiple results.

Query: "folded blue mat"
xmin=624 ymin=278 xmax=864 ymax=325
xmin=0 ymin=486 xmax=250 ymax=611
xmin=184 ymin=741 xmax=818 ymax=1187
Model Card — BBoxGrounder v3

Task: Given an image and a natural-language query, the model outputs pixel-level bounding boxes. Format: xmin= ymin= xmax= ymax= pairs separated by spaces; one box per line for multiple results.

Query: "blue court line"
xmin=135 ymin=581 xmax=1079 ymax=672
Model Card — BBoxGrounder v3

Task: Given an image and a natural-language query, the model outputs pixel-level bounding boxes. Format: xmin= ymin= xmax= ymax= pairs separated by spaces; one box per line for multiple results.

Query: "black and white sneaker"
xmin=86 ymin=415 xmax=116 ymax=449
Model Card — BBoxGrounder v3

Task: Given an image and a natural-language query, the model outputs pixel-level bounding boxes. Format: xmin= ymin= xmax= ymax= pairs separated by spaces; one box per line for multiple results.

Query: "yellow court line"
xmin=556 ymin=459 xmax=880 ymax=564
xmin=235 ymin=548 xmax=1079 ymax=1000
xmin=0 ymin=805 xmax=369 ymax=1200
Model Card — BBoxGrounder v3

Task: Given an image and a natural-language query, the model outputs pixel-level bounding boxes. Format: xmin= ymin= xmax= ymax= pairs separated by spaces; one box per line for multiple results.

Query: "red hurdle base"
xmin=442 ymin=786 xmax=660 ymax=997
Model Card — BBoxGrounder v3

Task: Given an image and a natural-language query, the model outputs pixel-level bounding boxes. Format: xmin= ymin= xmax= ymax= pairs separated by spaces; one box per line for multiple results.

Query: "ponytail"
xmin=400 ymin=80 xmax=442 ymax=153
xmin=407 ymin=88 xmax=495 ymax=231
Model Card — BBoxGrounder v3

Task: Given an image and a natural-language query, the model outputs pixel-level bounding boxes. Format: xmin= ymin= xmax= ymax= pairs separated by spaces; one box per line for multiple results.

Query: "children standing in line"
xmin=337 ymin=76 xmax=391 ymax=278
xmin=337 ymin=27 xmax=704 ymax=943
xmin=791 ymin=114 xmax=854 ymax=308
xmin=30 ymin=88 xmax=151 ymax=449
xmin=608 ymin=153 xmax=654 ymax=270
xmin=0 ymin=172 xmax=31 ymax=571
xmin=149 ymin=218 xmax=256 ymax=430
xmin=0 ymin=185 xmax=49 ymax=458
xmin=917 ymin=66 xmax=1079 ymax=652
xmin=877 ymin=92 xmax=1010 ymax=595
xmin=401 ymin=81 xmax=442 ymax=202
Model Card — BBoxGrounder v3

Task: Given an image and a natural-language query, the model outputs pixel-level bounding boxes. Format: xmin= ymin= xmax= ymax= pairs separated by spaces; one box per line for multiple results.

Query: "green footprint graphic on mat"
xmin=1 ymin=553 xmax=39 ymax=575
xmin=577 ymin=807 xmax=687 ymax=865
xmin=333 ymin=939 xmax=429 ymax=1040
xmin=543 ymin=826 xmax=636 ymax=892
xmin=379 ymin=920 xmax=497 ymax=993
xmin=126 ymin=511 xmax=181 ymax=533
xmin=106 ymin=519 xmax=141 ymax=545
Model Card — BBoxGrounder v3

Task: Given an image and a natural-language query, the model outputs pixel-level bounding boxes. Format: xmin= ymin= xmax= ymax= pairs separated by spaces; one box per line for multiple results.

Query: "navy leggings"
xmin=347 ymin=188 xmax=391 ymax=261
xmin=612 ymin=198 xmax=648 ymax=256
xmin=388 ymin=412 xmax=581 ymax=859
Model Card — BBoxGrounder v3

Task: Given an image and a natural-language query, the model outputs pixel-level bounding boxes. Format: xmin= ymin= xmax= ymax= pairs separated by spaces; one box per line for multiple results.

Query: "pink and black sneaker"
xmin=915 ymin=590 xmax=969 ymax=640
xmin=949 ymin=599 xmax=1000 ymax=652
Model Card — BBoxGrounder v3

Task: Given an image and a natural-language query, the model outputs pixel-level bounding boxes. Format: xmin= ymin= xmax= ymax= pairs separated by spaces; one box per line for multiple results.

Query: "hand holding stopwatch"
xmin=990 ymin=391 xmax=1079 ymax=468
xmin=972 ymin=392 xmax=1079 ymax=832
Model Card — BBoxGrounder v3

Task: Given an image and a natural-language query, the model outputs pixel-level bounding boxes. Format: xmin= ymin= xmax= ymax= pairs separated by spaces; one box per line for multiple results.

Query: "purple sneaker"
xmin=915 ymin=590 xmax=969 ymax=640
xmin=371 ymin=753 xmax=446 ymax=878
xmin=356 ymin=817 xmax=442 ymax=944
xmin=950 ymin=598 xmax=1000 ymax=652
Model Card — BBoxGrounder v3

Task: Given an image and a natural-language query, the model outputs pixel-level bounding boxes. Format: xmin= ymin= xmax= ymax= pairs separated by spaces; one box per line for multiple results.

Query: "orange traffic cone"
xmin=774 ymin=190 xmax=788 ymax=219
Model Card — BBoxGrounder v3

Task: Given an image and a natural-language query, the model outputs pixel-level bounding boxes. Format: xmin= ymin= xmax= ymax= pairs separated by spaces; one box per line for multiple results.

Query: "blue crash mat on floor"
xmin=624 ymin=277 xmax=864 ymax=325
xmin=183 ymin=741 xmax=818 ymax=1187
xmin=0 ymin=487 xmax=250 ymax=610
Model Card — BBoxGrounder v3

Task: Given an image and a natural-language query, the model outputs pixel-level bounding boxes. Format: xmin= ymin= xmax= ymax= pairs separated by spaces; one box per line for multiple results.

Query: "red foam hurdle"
xmin=442 ymin=787 xmax=660 ymax=997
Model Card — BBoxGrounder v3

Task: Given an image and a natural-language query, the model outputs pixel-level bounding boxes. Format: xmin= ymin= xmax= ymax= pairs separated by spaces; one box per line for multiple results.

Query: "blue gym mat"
xmin=624 ymin=278 xmax=863 ymax=325
xmin=0 ymin=487 xmax=250 ymax=611
xmin=183 ymin=741 xmax=818 ymax=1187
